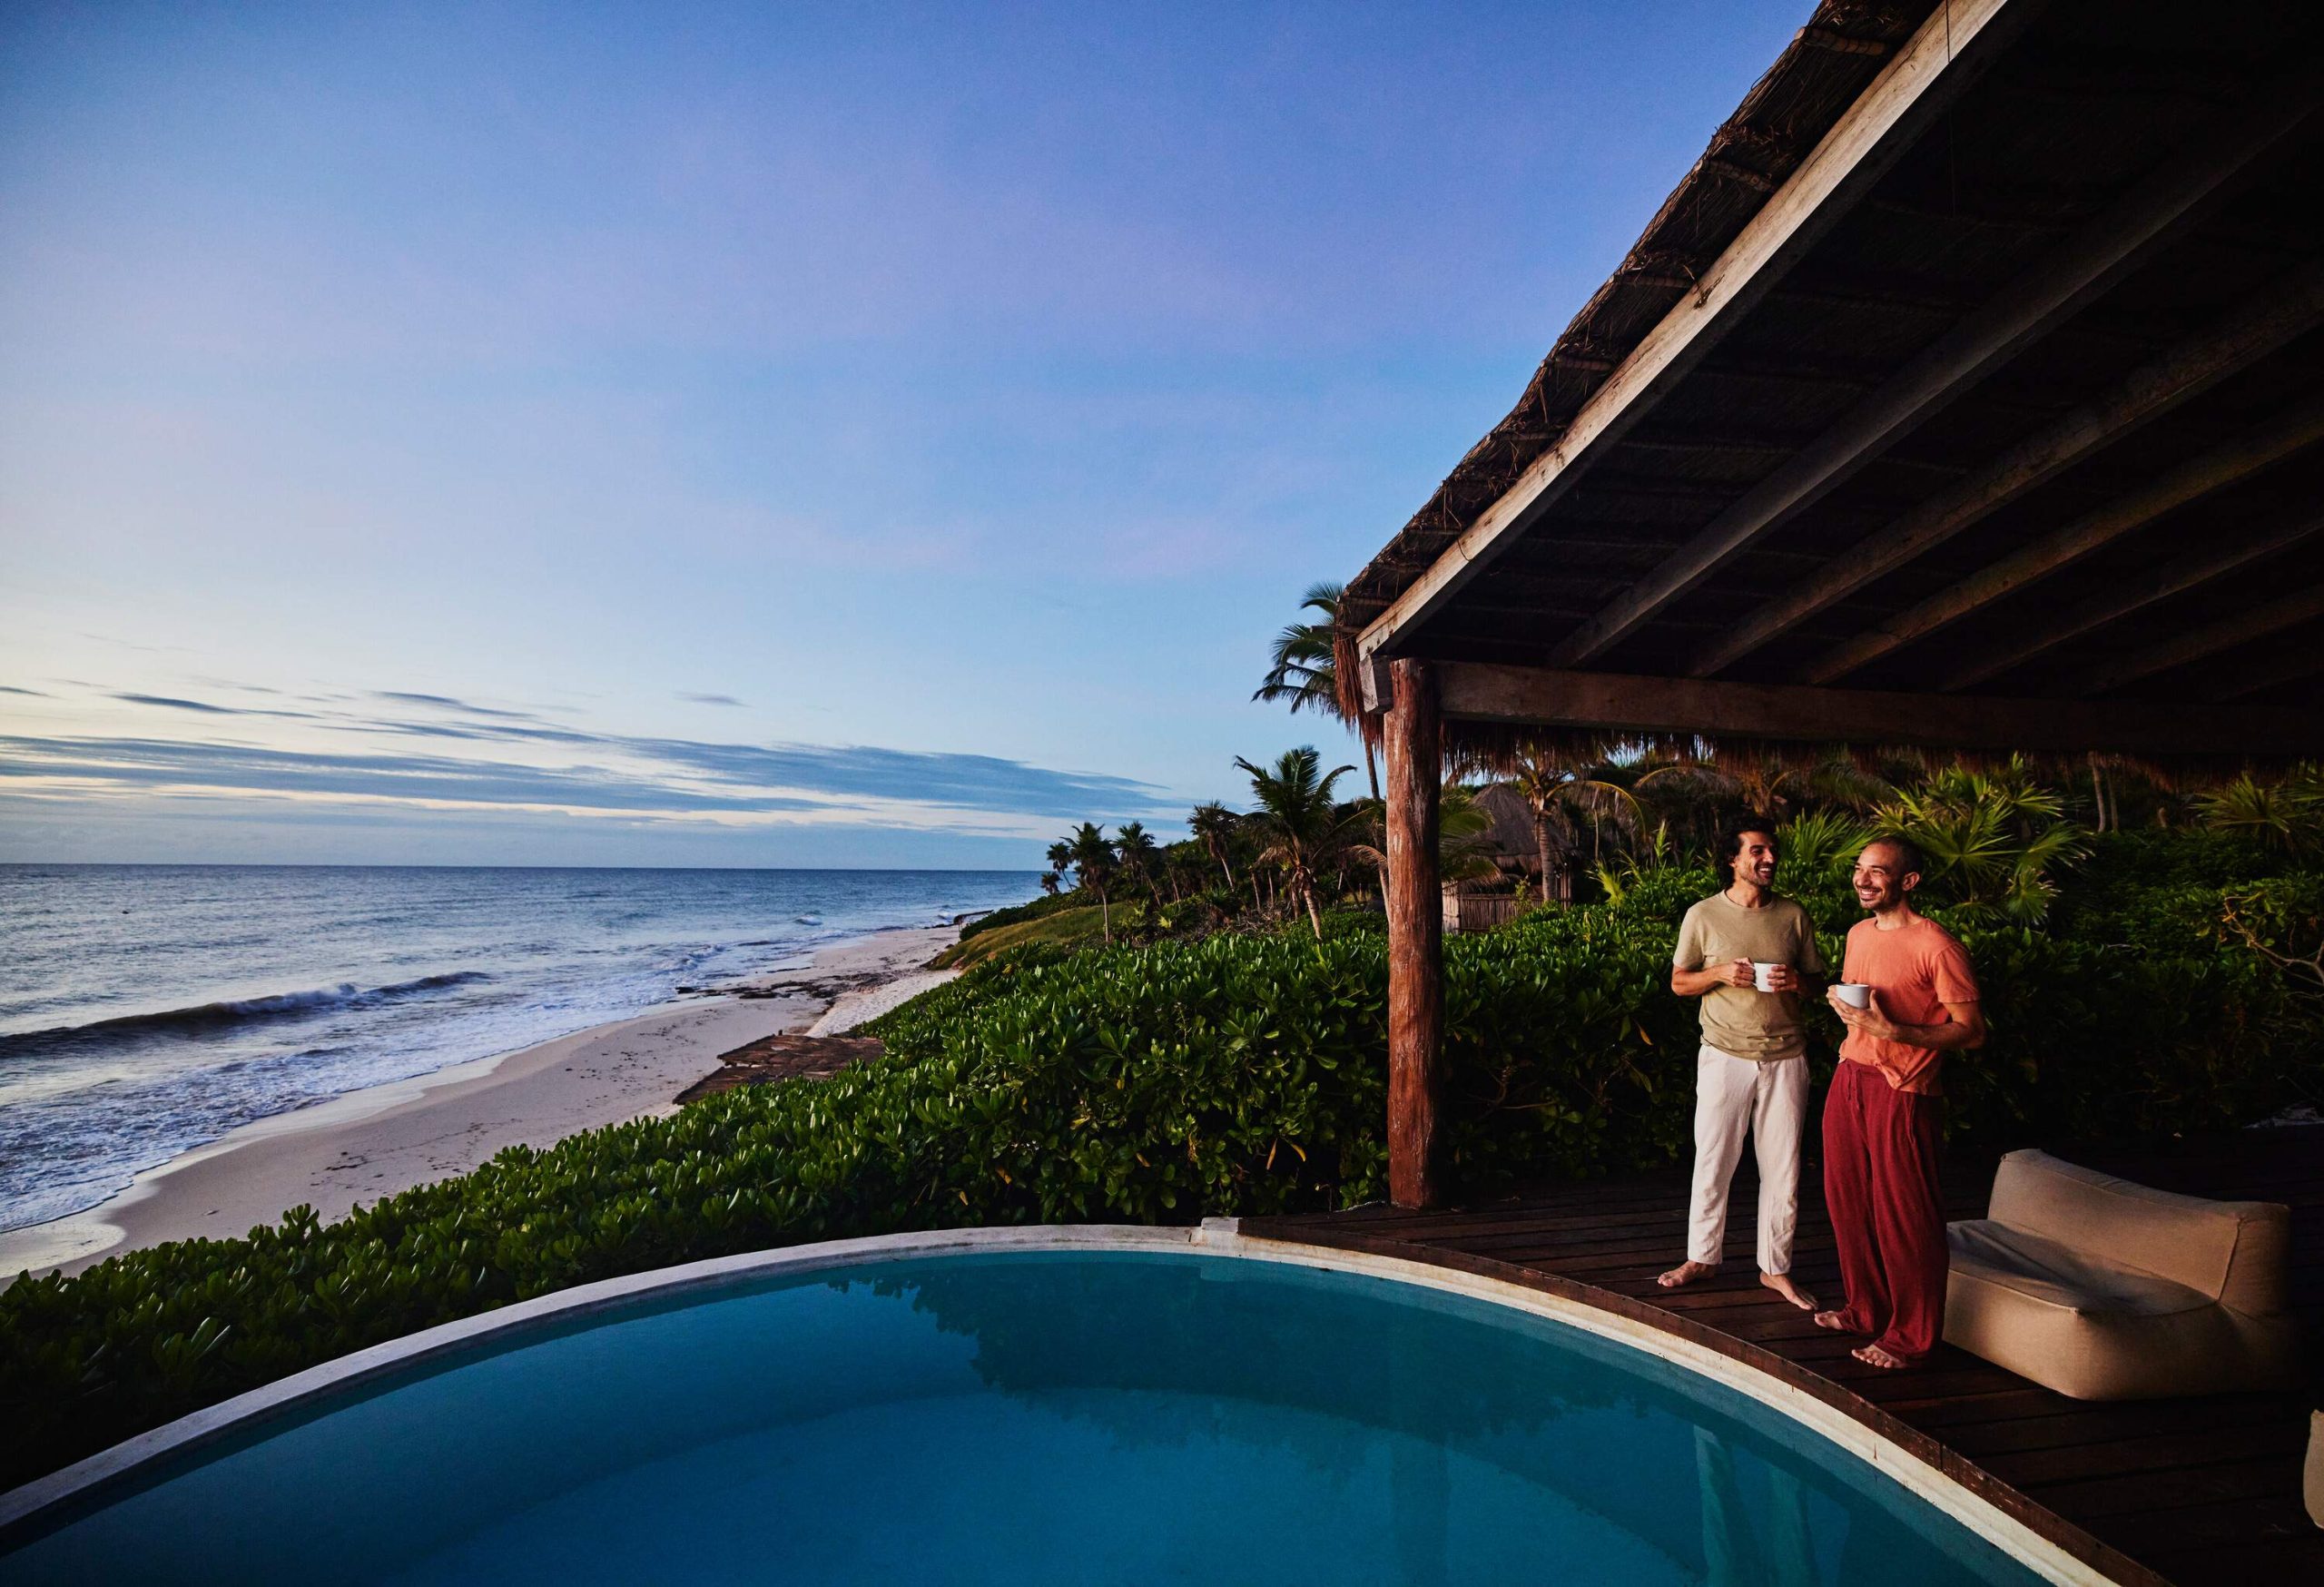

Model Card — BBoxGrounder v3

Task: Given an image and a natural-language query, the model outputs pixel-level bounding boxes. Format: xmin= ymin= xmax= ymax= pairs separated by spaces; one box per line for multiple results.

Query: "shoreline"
xmin=0 ymin=923 xmax=962 ymax=1281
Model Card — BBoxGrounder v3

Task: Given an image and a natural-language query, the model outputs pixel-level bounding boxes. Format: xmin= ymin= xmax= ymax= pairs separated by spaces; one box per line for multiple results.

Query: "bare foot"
xmin=1811 ymin=1309 xmax=1857 ymax=1333
xmin=1852 ymin=1343 xmax=1911 ymax=1369
xmin=1759 ymin=1272 xmax=1817 ymax=1310
xmin=1657 ymin=1260 xmax=1719 ymax=1289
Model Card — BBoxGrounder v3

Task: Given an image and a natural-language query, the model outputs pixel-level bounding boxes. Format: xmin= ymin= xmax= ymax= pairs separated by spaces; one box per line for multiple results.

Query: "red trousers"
xmin=1820 ymin=1060 xmax=1948 ymax=1362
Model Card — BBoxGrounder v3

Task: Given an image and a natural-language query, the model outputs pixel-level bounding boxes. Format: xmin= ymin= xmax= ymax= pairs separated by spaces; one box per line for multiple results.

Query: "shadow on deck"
xmin=1242 ymin=1128 xmax=2322 ymax=1587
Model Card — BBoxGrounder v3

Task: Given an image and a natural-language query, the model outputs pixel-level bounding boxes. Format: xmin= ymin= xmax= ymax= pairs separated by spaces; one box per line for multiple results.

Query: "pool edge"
xmin=1 ymin=1219 xmax=2128 ymax=1585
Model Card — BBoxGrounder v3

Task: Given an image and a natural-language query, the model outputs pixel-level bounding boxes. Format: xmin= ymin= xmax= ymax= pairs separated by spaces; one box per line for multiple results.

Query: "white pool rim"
xmin=0 ymin=1219 xmax=2122 ymax=1584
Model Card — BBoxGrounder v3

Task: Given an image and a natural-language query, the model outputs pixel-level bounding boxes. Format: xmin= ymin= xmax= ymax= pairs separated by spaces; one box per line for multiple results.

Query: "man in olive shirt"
xmin=1659 ymin=821 xmax=1824 ymax=1309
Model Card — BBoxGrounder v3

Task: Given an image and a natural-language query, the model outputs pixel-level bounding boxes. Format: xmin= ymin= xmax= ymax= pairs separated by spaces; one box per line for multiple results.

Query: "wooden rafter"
xmin=2213 ymin=645 xmax=2324 ymax=702
xmin=1350 ymin=0 xmax=2027 ymax=675
xmin=1545 ymin=67 xmax=2324 ymax=670
xmin=1938 ymin=507 xmax=2324 ymax=690
xmin=1690 ymin=259 xmax=2324 ymax=677
xmin=2059 ymin=586 xmax=2324 ymax=698
xmin=1804 ymin=391 xmax=2324 ymax=684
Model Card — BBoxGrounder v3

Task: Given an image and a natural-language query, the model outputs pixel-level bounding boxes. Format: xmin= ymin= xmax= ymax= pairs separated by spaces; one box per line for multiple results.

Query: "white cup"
xmin=1835 ymin=982 xmax=1872 ymax=1009
xmin=1752 ymin=961 xmax=1783 ymax=992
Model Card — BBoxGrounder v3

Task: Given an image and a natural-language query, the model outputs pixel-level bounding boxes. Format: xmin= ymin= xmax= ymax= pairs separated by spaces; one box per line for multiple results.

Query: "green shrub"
xmin=956 ymin=891 xmax=1090 ymax=943
xmin=931 ymin=907 xmax=1110 ymax=969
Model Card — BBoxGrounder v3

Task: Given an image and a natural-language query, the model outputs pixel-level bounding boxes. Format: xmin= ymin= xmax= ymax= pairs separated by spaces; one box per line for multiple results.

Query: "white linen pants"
xmin=1686 ymin=1044 xmax=1807 ymax=1273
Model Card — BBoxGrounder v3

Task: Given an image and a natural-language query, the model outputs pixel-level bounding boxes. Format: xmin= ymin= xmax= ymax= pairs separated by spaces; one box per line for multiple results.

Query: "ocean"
xmin=0 ymin=864 xmax=1040 ymax=1234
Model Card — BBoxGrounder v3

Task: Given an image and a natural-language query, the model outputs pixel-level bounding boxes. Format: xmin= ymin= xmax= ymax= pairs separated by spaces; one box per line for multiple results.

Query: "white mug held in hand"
xmin=1834 ymin=982 xmax=1872 ymax=1009
xmin=1752 ymin=961 xmax=1784 ymax=993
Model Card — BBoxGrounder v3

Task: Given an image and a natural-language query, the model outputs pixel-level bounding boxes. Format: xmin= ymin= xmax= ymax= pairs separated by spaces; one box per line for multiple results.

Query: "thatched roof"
xmin=1468 ymin=783 xmax=1561 ymax=868
xmin=1339 ymin=0 xmax=2324 ymax=776
xmin=1341 ymin=0 xmax=1933 ymax=644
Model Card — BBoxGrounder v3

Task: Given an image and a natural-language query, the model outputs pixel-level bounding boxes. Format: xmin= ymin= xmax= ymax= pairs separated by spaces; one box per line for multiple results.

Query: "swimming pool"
xmin=2 ymin=1229 xmax=2065 ymax=1584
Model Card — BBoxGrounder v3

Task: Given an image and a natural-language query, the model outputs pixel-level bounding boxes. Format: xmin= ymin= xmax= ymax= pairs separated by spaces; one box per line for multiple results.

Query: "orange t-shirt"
xmin=1839 ymin=914 xmax=1980 ymax=1096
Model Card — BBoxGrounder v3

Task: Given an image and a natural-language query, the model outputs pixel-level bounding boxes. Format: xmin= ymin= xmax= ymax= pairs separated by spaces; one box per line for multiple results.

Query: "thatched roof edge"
xmin=1335 ymin=1 xmax=1936 ymax=646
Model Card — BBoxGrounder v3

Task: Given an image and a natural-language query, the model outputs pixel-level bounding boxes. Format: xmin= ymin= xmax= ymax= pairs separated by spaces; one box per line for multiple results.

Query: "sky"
xmin=1 ymin=0 xmax=1808 ymax=867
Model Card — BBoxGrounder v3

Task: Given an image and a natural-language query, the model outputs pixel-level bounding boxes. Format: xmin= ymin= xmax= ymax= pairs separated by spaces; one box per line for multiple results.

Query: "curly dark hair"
xmin=1716 ymin=816 xmax=1780 ymax=886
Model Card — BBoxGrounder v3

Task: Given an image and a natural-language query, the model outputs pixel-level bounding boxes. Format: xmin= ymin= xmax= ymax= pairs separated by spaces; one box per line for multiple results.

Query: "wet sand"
xmin=0 ymin=925 xmax=957 ymax=1280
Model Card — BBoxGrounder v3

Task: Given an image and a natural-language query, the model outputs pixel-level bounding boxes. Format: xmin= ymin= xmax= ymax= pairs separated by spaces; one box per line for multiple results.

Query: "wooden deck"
xmin=1242 ymin=1129 xmax=2321 ymax=1587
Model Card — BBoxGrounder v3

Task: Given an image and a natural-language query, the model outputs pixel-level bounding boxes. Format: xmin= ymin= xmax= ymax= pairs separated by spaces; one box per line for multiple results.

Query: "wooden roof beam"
xmin=1546 ymin=66 xmax=2324 ymax=670
xmin=1938 ymin=506 xmax=2324 ymax=691
xmin=1349 ymin=0 xmax=2031 ymax=705
xmin=2212 ymin=646 xmax=2324 ymax=702
xmin=2061 ymin=585 xmax=2324 ymax=698
xmin=1804 ymin=391 xmax=2324 ymax=684
xmin=1766 ymin=280 xmax=1978 ymax=319
xmin=1693 ymin=259 xmax=2324 ymax=676
xmin=1431 ymin=660 xmax=2322 ymax=759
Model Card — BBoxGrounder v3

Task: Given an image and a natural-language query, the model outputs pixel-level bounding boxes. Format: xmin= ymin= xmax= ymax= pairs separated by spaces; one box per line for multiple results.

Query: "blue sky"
xmin=1 ymin=1 xmax=1807 ymax=866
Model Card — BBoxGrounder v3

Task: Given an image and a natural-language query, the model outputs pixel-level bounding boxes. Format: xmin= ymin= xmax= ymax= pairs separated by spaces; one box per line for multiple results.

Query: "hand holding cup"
xmin=1754 ymin=961 xmax=1799 ymax=993
xmin=1722 ymin=959 xmax=1756 ymax=989
xmin=1827 ymin=983 xmax=1884 ymax=1035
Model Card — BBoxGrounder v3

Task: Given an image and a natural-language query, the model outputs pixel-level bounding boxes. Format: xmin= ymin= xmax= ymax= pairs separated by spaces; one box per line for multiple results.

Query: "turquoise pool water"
xmin=3 ymin=1250 xmax=2045 ymax=1584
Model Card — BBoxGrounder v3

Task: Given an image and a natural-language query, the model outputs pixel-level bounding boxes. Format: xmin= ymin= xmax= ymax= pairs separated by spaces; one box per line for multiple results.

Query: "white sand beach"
xmin=0 ymin=925 xmax=959 ymax=1280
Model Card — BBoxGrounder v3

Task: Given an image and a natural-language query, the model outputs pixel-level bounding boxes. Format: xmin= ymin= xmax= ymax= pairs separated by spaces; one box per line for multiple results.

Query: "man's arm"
xmin=1673 ymin=961 xmax=1753 ymax=997
xmin=1828 ymin=991 xmax=1986 ymax=1050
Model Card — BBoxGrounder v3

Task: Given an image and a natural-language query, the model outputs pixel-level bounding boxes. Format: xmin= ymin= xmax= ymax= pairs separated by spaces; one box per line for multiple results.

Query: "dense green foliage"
xmin=5 ymin=823 xmax=2319 ymax=1493
xmin=955 ymin=890 xmax=1092 ymax=943
xmin=931 ymin=904 xmax=1111 ymax=967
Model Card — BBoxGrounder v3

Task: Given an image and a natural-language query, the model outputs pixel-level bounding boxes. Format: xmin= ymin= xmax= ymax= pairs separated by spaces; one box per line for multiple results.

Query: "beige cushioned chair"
xmin=1944 ymin=1148 xmax=2299 ymax=1401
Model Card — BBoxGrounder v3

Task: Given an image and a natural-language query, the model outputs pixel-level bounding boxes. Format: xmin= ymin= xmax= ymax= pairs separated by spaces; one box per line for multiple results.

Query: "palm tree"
xmin=1351 ymin=783 xmax=1502 ymax=889
xmin=1873 ymin=758 xmax=2089 ymax=924
xmin=1188 ymin=802 xmax=1238 ymax=888
xmin=1502 ymin=745 xmax=1645 ymax=899
xmin=1066 ymin=821 xmax=1119 ymax=941
xmin=1255 ymin=581 xmax=1380 ymax=801
xmin=1114 ymin=822 xmax=1161 ymax=924
xmin=2196 ymin=772 xmax=2322 ymax=854
xmin=1235 ymin=746 xmax=1359 ymax=939
xmin=1043 ymin=839 xmax=1074 ymax=896
xmin=1658 ymin=749 xmax=1896 ymax=833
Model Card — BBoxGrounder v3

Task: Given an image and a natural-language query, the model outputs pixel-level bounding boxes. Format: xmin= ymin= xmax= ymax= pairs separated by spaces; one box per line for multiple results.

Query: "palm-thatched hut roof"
xmin=1468 ymin=784 xmax=1552 ymax=870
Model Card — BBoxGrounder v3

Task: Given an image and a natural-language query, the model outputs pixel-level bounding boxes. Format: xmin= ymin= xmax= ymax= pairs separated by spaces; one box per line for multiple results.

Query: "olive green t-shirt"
xmin=1671 ymin=892 xmax=1826 ymax=1061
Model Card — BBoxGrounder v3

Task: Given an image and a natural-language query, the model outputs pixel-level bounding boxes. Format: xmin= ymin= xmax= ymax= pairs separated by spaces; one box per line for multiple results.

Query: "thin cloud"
xmin=325 ymin=713 xmax=1167 ymax=816
xmin=112 ymin=693 xmax=240 ymax=715
xmin=679 ymin=693 xmax=746 ymax=706
xmin=0 ymin=686 xmax=50 ymax=697
xmin=0 ymin=735 xmax=830 ymax=816
xmin=112 ymin=692 xmax=322 ymax=723
xmin=0 ymin=729 xmax=1173 ymax=824
xmin=369 ymin=691 xmax=543 ymax=722
xmin=633 ymin=736 xmax=1163 ymax=814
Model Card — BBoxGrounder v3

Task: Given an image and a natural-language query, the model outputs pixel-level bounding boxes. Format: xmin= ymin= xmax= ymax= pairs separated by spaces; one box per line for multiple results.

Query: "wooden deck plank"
xmin=1242 ymin=1130 xmax=2322 ymax=1587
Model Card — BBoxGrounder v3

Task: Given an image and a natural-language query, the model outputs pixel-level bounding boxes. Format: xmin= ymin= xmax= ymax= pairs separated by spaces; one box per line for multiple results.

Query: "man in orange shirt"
xmin=1818 ymin=836 xmax=1986 ymax=1369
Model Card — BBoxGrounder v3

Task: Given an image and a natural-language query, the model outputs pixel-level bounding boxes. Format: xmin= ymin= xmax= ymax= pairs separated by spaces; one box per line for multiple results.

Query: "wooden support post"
xmin=1384 ymin=657 xmax=1444 ymax=1210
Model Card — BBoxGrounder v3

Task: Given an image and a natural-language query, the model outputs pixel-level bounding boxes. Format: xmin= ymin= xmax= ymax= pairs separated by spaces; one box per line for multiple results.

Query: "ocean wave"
xmin=0 ymin=971 xmax=496 ymax=1053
